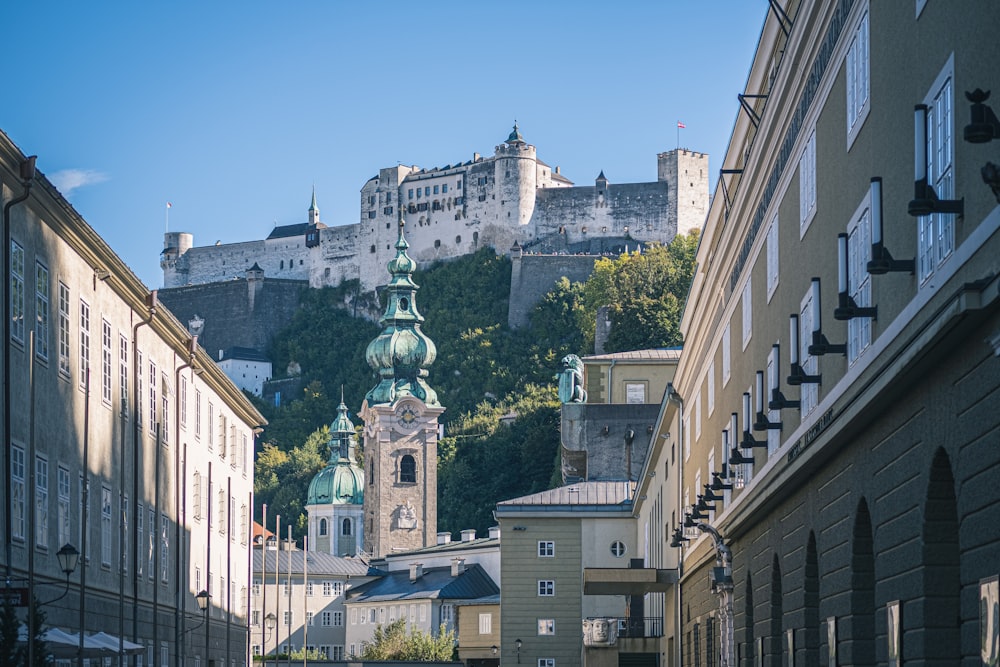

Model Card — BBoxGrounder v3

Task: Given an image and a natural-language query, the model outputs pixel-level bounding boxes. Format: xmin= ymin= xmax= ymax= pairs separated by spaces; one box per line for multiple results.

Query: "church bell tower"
xmin=360 ymin=221 xmax=444 ymax=559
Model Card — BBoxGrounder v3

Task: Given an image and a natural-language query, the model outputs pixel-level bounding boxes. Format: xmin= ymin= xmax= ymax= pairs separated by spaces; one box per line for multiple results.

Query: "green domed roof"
xmin=365 ymin=222 xmax=439 ymax=406
xmin=307 ymin=398 xmax=364 ymax=506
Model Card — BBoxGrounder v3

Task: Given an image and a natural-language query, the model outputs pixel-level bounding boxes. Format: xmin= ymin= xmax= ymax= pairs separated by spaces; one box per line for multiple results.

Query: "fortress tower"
xmin=360 ymin=222 xmax=444 ymax=558
xmin=494 ymin=123 xmax=537 ymax=228
xmin=657 ymin=148 xmax=709 ymax=237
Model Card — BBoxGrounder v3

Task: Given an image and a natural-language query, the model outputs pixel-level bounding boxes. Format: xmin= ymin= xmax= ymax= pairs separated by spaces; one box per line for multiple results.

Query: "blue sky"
xmin=4 ymin=2 xmax=766 ymax=288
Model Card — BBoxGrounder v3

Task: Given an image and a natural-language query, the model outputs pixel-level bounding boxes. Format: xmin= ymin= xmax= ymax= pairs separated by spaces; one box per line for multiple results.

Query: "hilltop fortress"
xmin=160 ymin=126 xmax=708 ymax=293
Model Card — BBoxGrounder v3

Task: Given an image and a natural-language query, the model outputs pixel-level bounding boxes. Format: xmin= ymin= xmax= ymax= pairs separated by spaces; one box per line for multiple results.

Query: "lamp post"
xmin=515 ymin=638 xmax=522 ymax=664
xmin=36 ymin=543 xmax=80 ymax=606
xmin=264 ymin=613 xmax=277 ymax=666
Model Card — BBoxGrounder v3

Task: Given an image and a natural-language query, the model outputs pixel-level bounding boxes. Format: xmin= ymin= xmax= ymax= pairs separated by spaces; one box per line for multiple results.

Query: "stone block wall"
xmin=507 ymin=253 xmax=598 ymax=329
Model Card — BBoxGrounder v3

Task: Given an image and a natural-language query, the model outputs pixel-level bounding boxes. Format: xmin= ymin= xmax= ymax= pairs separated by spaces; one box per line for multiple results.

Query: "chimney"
xmin=437 ymin=532 xmax=452 ymax=545
xmin=450 ymin=558 xmax=466 ymax=577
xmin=409 ymin=562 xmax=424 ymax=582
xmin=473 ymin=152 xmax=481 ymax=161
xmin=461 ymin=529 xmax=477 ymax=543
xmin=488 ymin=526 xmax=500 ymax=540
xmin=218 ymin=349 xmax=225 ymax=361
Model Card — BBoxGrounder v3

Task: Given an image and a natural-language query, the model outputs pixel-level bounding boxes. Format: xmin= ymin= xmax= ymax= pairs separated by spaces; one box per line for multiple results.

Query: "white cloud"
xmin=49 ymin=168 xmax=109 ymax=195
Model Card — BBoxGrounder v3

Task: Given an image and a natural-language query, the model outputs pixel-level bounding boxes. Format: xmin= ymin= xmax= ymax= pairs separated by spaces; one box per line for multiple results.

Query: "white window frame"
xmin=800 ymin=130 xmax=817 ymax=234
xmin=35 ymin=455 xmax=48 ymax=548
xmin=741 ymin=278 xmax=753 ymax=350
xmin=479 ymin=613 xmax=493 ymax=634
xmin=79 ymin=300 xmax=91 ymax=388
xmin=799 ymin=290 xmax=819 ymax=416
xmin=58 ymin=283 xmax=71 ymax=377
xmin=160 ymin=513 xmax=169 ymax=582
xmin=118 ymin=334 xmax=128 ymax=414
xmin=333 ymin=611 xmax=343 ymax=626
xmin=101 ymin=319 xmax=113 ymax=405
xmin=847 ymin=195 xmax=873 ymax=364
xmin=766 ymin=347 xmax=780 ymax=455
xmin=34 ymin=262 xmax=49 ymax=361
xmin=707 ymin=361 xmax=715 ymax=416
xmin=10 ymin=240 xmax=25 ymax=344
xmin=101 ymin=484 xmax=113 ymax=565
xmin=721 ymin=323 xmax=732 ymax=386
xmin=538 ymin=619 xmax=555 ymax=635
xmin=11 ymin=446 xmax=25 ymax=540
xmin=537 ymin=540 xmax=554 ymax=557
xmin=538 ymin=659 xmax=555 ymax=667
xmin=537 ymin=580 xmax=555 ymax=596
xmin=766 ymin=215 xmax=779 ymax=300
xmin=846 ymin=7 xmax=870 ymax=148
xmin=58 ymin=466 xmax=71 ymax=547
xmin=917 ymin=54 xmax=956 ymax=285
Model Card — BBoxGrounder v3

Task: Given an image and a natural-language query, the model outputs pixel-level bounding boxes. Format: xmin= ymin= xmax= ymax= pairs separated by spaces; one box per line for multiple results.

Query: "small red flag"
xmin=677 ymin=121 xmax=686 ymax=129
xmin=166 ymin=202 xmax=172 ymax=208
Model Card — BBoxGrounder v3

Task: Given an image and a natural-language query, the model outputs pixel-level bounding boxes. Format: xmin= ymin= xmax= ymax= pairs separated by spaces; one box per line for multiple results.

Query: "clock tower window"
xmin=400 ymin=455 xmax=417 ymax=484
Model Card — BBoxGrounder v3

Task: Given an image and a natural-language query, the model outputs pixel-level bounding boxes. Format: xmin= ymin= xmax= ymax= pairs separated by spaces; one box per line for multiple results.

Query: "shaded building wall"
xmin=561 ymin=403 xmax=660 ymax=483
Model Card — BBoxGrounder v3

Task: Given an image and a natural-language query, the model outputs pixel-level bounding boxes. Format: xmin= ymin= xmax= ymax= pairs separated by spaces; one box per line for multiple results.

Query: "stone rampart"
xmin=508 ymin=253 xmax=599 ymax=329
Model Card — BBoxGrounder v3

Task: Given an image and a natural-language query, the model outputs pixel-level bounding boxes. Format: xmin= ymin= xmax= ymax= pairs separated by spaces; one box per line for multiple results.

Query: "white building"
xmin=216 ymin=346 xmax=272 ymax=397
xmin=0 ymin=128 xmax=265 ymax=666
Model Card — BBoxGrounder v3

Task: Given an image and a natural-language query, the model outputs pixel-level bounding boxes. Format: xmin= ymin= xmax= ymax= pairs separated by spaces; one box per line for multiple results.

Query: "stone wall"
xmin=507 ymin=253 xmax=599 ymax=329
xmin=157 ymin=277 xmax=308 ymax=360
xmin=560 ymin=402 xmax=660 ymax=483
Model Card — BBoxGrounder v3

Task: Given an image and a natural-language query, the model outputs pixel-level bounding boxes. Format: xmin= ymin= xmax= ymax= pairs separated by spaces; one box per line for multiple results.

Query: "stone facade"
xmin=160 ymin=128 xmax=708 ymax=293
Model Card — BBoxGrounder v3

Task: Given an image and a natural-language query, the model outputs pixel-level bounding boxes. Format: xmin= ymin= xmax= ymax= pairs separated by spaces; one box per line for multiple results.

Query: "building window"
xmin=846 ymin=9 xmax=870 ymax=143
xmin=192 ymin=472 xmax=202 ymax=520
xmin=147 ymin=507 xmax=155 ymax=577
xmin=148 ymin=360 xmax=157 ymax=433
xmin=58 ymin=283 xmax=71 ymax=377
xmin=918 ymin=57 xmax=955 ymax=283
xmin=218 ymin=488 xmax=226 ymax=534
xmin=408 ymin=189 xmax=414 ymax=200
xmin=538 ymin=580 xmax=555 ymax=596
xmin=848 ymin=200 xmax=873 ymax=364
xmin=800 ymin=129 xmax=817 ymax=231
xmin=252 ymin=579 xmax=260 ymax=597
xmin=321 ymin=611 xmax=331 ymax=626
xmin=319 ymin=518 xmax=328 ymax=536
xmin=424 ymin=187 xmax=430 ymax=196
xmin=33 ymin=456 xmax=48 ymax=548
xmin=333 ymin=611 xmax=343 ymax=626
xmin=441 ymin=604 xmax=453 ymax=626
xmin=208 ymin=403 xmax=214 ymax=450
xmin=137 ymin=503 xmax=144 ymax=576
xmin=694 ymin=391 xmax=702 ymax=441
xmin=538 ymin=541 xmax=554 ymax=557
xmin=707 ymin=361 xmax=716 ymax=416
xmin=160 ymin=514 xmax=169 ymax=582
xmin=194 ymin=390 xmax=202 ymax=439
xmin=799 ymin=290 xmax=819 ymax=415
xmin=479 ymin=613 xmax=492 ymax=634
xmin=721 ymin=323 xmax=731 ymax=386
xmin=538 ymin=619 xmax=555 ymax=635
xmin=101 ymin=485 xmax=113 ymax=565
xmin=306 ymin=612 xmax=314 ymax=626
xmin=35 ymin=262 xmax=49 ymax=360
xmin=79 ymin=300 xmax=90 ymax=387
xmin=741 ymin=277 xmax=752 ymax=350
xmin=119 ymin=335 xmax=128 ymax=415
xmin=180 ymin=377 xmax=187 ymax=428
xmin=610 ymin=541 xmax=627 ymax=557
xmin=399 ymin=455 xmax=416 ymax=483
xmin=11 ymin=446 xmax=25 ymax=540
xmin=766 ymin=215 xmax=779 ymax=300
xmin=11 ymin=240 xmax=25 ymax=343
xmin=101 ymin=319 xmax=113 ymax=404
xmin=342 ymin=518 xmax=352 ymax=536
xmin=58 ymin=466 xmax=71 ymax=547
xmin=323 ymin=581 xmax=333 ymax=596
xmin=538 ymin=660 xmax=555 ymax=667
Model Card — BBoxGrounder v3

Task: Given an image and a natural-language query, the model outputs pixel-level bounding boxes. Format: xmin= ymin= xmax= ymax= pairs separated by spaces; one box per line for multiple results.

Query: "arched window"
xmin=319 ymin=518 xmax=328 ymax=536
xmin=400 ymin=455 xmax=416 ymax=483
xmin=342 ymin=518 xmax=352 ymax=536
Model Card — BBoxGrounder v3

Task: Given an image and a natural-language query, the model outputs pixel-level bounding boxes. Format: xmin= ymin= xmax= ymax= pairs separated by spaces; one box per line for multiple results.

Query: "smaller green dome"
xmin=506 ymin=122 xmax=524 ymax=144
xmin=306 ymin=398 xmax=364 ymax=506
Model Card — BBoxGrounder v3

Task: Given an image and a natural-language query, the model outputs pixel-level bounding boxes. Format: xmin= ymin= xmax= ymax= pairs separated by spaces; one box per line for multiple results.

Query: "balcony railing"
xmin=613 ymin=616 xmax=663 ymax=639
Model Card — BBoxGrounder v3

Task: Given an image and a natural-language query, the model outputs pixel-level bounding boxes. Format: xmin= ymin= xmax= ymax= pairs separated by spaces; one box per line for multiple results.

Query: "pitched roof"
xmin=346 ymin=563 xmax=498 ymax=603
xmin=253 ymin=549 xmax=375 ymax=577
xmin=583 ymin=348 xmax=682 ymax=363
xmin=496 ymin=481 xmax=634 ymax=509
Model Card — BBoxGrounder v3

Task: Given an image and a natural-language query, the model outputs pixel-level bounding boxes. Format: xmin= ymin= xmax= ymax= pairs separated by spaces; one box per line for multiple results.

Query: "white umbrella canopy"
xmin=16 ymin=625 xmax=108 ymax=658
xmin=86 ymin=631 xmax=145 ymax=654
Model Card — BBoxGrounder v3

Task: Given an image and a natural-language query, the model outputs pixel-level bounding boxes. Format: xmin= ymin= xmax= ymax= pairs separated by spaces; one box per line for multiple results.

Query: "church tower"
xmin=360 ymin=221 xmax=443 ymax=559
xmin=305 ymin=393 xmax=365 ymax=556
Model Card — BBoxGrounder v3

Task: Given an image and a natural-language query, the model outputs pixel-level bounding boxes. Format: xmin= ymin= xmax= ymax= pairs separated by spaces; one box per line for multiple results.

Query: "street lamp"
xmin=39 ymin=543 xmax=79 ymax=606
xmin=515 ymin=638 xmax=522 ymax=664
xmin=183 ymin=590 xmax=211 ymax=635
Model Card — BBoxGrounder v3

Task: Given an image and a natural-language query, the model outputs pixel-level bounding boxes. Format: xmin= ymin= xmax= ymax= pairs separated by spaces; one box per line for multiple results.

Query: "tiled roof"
xmin=497 ymin=481 xmax=634 ymax=508
xmin=346 ymin=563 xmax=498 ymax=603
xmin=584 ymin=348 xmax=682 ymax=362
xmin=253 ymin=549 xmax=374 ymax=577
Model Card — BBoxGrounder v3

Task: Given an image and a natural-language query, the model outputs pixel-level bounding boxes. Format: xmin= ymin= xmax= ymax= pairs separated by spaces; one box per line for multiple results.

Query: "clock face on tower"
xmin=395 ymin=405 xmax=419 ymax=430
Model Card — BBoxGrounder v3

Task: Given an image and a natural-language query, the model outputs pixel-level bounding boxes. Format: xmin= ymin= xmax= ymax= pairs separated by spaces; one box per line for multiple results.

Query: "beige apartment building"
xmin=1 ymin=129 xmax=264 ymax=667
xmin=664 ymin=0 xmax=1000 ymax=665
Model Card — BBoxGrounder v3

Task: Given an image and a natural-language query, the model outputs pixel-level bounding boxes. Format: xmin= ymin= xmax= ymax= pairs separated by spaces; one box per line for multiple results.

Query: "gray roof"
xmin=253 ymin=549 xmax=375 ymax=577
xmin=346 ymin=563 xmax=498 ymax=603
xmin=267 ymin=223 xmax=322 ymax=240
xmin=384 ymin=536 xmax=498 ymax=560
xmin=497 ymin=481 xmax=634 ymax=509
xmin=584 ymin=348 xmax=682 ymax=363
xmin=221 ymin=346 xmax=270 ymax=362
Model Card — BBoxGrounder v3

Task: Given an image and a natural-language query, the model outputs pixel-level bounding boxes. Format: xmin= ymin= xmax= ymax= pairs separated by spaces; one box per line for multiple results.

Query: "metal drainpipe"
xmin=173 ymin=342 xmax=195 ymax=667
xmin=132 ymin=295 xmax=156 ymax=657
xmin=665 ymin=383 xmax=683 ymax=667
xmin=3 ymin=156 xmax=35 ymax=582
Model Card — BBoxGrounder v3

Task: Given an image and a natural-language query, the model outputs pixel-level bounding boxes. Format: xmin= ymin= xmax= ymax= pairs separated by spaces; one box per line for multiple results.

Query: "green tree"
xmin=580 ymin=230 xmax=699 ymax=352
xmin=360 ymin=619 xmax=456 ymax=661
xmin=0 ymin=595 xmax=23 ymax=666
xmin=254 ymin=426 xmax=329 ymax=538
